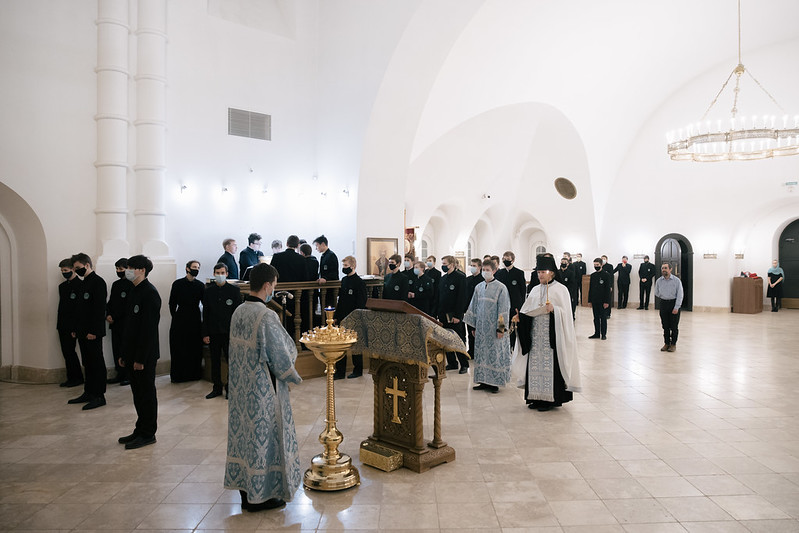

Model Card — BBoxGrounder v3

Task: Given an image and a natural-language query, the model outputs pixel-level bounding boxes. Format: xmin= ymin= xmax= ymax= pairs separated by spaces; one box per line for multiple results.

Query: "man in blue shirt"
xmin=654 ymin=263 xmax=684 ymax=352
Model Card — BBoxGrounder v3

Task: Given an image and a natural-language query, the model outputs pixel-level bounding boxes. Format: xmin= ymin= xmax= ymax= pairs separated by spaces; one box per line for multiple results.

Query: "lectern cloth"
xmin=342 ymin=309 xmax=467 ymax=365
xmin=224 ymin=301 xmax=302 ymax=504
xmin=463 ymin=280 xmax=512 ymax=386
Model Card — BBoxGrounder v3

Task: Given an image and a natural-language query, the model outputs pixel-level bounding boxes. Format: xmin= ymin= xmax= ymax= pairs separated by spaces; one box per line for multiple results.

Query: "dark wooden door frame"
xmin=654 ymin=233 xmax=693 ymax=312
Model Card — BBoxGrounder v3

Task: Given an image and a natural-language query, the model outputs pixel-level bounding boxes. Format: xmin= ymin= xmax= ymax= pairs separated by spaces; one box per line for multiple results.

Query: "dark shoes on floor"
xmin=82 ymin=396 xmax=106 ymax=410
xmin=347 ymin=371 xmax=362 ymax=378
xmin=240 ymin=491 xmax=285 ymax=512
xmin=125 ymin=435 xmax=156 ymax=450
xmin=68 ymin=393 xmax=92 ymax=404
xmin=60 ymin=380 xmax=83 ymax=388
xmin=473 ymin=383 xmax=498 ymax=393
xmin=589 ymin=334 xmax=600 ymax=339
xmin=118 ymin=432 xmax=137 ymax=444
xmin=601 ymin=335 xmax=607 ymax=340
xmin=206 ymin=389 xmax=222 ymax=399
xmin=458 ymin=367 xmax=469 ymax=374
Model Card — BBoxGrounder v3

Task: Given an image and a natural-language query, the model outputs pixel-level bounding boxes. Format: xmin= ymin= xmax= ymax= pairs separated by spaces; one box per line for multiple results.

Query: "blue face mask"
xmin=265 ymin=291 xmax=273 ymax=303
xmin=413 ymin=267 xmax=422 ymax=276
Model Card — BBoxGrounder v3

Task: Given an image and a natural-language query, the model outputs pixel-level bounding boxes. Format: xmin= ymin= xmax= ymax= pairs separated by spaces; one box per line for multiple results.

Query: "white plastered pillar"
xmin=95 ymin=0 xmax=130 ymax=263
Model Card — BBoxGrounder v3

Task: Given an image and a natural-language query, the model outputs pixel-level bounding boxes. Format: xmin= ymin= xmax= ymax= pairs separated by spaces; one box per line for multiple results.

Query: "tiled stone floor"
xmin=1 ymin=306 xmax=798 ymax=532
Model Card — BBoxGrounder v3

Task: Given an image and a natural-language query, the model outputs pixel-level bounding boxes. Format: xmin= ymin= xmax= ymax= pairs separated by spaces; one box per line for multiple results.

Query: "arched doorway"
xmin=779 ymin=219 xmax=799 ymax=308
xmin=654 ymin=233 xmax=693 ymax=311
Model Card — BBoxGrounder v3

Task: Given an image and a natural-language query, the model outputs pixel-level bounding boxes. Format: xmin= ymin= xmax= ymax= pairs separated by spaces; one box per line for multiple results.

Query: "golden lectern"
xmin=341 ymin=300 xmax=468 ymax=473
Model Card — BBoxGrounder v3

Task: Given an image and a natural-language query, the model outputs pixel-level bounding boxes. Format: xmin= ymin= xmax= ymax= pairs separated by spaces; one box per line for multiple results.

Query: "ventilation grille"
xmin=228 ymin=108 xmax=271 ymax=141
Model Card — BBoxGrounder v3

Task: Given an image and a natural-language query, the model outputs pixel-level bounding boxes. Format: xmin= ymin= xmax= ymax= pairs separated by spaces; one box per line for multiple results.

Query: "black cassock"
xmin=168 ymin=277 xmax=204 ymax=382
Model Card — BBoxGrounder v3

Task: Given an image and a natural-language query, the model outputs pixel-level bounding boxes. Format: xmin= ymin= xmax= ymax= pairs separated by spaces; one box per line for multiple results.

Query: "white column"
xmin=95 ymin=0 xmax=130 ymax=261
xmin=134 ymin=0 xmax=169 ymax=258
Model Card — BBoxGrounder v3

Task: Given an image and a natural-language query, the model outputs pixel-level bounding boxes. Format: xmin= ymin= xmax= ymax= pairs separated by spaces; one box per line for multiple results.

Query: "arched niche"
xmin=778 ymin=219 xmax=799 ymax=307
xmin=0 ymin=181 xmax=50 ymax=381
xmin=654 ymin=233 xmax=694 ymax=312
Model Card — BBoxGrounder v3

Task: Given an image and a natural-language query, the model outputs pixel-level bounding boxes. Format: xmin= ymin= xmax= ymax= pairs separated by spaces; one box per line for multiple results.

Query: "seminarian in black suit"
xmin=270 ymin=235 xmax=309 ymax=282
xmin=106 ymin=257 xmax=133 ymax=385
xmin=637 ymin=255 xmax=657 ymax=310
xmin=314 ymin=235 xmax=339 ymax=308
xmin=217 ymin=238 xmax=239 ymax=280
xmin=299 ymin=243 xmax=320 ymax=331
xmin=202 ymin=264 xmax=241 ymax=399
xmin=572 ymin=254 xmax=587 ymax=304
xmin=67 ymin=253 xmax=108 ymax=410
xmin=494 ymin=251 xmax=527 ymax=348
xmin=438 ymin=255 xmax=469 ymax=373
xmin=383 ymin=254 xmax=409 ymax=301
xmin=334 ymin=256 xmax=368 ymax=379
xmin=613 ymin=256 xmax=633 ymax=309
xmin=588 ymin=257 xmax=612 ymax=340
xmin=118 ymin=254 xmax=161 ymax=450
xmin=57 ymin=258 xmax=83 ymax=387
xmin=424 ymin=256 xmax=442 ymax=317
xmin=601 ymin=255 xmax=614 ymax=317
xmin=239 ymin=233 xmax=265 ymax=280
xmin=558 ymin=258 xmax=578 ymax=319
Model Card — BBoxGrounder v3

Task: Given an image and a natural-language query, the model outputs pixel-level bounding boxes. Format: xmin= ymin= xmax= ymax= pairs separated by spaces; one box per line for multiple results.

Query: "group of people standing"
xmin=57 ymin=253 xmax=161 ymax=450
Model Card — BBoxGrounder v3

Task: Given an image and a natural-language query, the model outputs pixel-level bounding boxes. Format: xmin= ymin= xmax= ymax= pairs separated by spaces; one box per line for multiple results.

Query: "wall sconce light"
xmin=180 ymin=185 xmax=187 ymax=194
xmin=703 ymin=253 xmax=717 ymax=259
xmin=320 ymin=191 xmax=327 ymax=198
xmin=734 ymin=252 xmax=745 ymax=259
xmin=262 ymin=187 xmax=268 ymax=194
xmin=342 ymin=187 xmax=350 ymax=197
xmin=633 ymin=253 xmax=646 ymax=259
xmin=221 ymin=187 xmax=229 ymax=193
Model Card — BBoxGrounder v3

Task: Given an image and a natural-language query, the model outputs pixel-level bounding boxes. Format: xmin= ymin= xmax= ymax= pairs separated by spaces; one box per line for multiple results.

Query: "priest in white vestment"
xmin=464 ymin=258 xmax=512 ymax=393
xmin=224 ymin=263 xmax=302 ymax=512
xmin=513 ymin=254 xmax=581 ymax=411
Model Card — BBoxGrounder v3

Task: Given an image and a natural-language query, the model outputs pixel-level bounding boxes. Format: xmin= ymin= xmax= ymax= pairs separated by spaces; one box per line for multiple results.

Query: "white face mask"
xmin=469 ymin=265 xmax=479 ymax=275
xmin=215 ymin=274 xmax=227 ymax=285
xmin=482 ymin=270 xmax=493 ymax=280
xmin=124 ymin=269 xmax=136 ymax=281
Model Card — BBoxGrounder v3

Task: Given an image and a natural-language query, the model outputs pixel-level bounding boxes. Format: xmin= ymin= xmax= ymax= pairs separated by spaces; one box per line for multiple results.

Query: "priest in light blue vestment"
xmin=224 ymin=263 xmax=302 ymax=512
xmin=464 ymin=258 xmax=512 ymax=393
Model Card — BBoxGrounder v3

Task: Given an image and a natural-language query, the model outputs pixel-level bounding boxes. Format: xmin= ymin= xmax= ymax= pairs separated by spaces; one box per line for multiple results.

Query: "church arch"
xmin=0 ymin=181 xmax=50 ymax=381
xmin=778 ymin=218 xmax=799 ymax=308
xmin=654 ymin=233 xmax=693 ymax=312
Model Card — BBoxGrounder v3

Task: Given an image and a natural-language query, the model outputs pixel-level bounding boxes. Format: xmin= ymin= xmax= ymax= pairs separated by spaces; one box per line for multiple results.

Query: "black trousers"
xmin=568 ymin=288 xmax=578 ymax=318
xmin=443 ymin=321 xmax=469 ymax=368
xmin=335 ymin=352 xmax=363 ymax=377
xmin=110 ymin=326 xmax=127 ymax=381
xmin=617 ymin=283 xmax=629 ymax=308
xmin=209 ymin=334 xmax=230 ymax=391
xmin=659 ymin=299 xmax=680 ymax=345
xmin=58 ymin=330 xmax=83 ymax=384
xmin=591 ymin=303 xmax=607 ymax=336
xmin=129 ymin=361 xmax=158 ymax=437
xmin=639 ymin=282 xmax=652 ymax=308
xmin=77 ymin=337 xmax=107 ymax=398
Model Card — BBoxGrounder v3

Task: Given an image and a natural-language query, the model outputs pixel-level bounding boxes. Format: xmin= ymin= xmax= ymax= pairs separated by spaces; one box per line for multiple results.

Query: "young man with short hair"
xmin=57 ymin=258 xmax=83 ymax=387
xmin=240 ymin=233 xmax=265 ymax=279
xmin=106 ymin=257 xmax=132 ymax=385
xmin=118 ymin=254 xmax=161 ymax=449
xmin=168 ymin=260 xmax=205 ymax=383
xmin=203 ymin=263 xmax=241 ymax=398
xmin=655 ymin=263 xmax=683 ymax=352
xmin=218 ymin=238 xmax=239 ymax=280
xmin=333 ymin=256 xmax=367 ymax=379
xmin=67 ymin=253 xmax=108 ymax=410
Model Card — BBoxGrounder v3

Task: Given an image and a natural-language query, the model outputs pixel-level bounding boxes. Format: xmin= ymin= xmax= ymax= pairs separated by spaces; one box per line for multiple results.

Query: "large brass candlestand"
xmin=300 ymin=309 xmax=360 ymax=491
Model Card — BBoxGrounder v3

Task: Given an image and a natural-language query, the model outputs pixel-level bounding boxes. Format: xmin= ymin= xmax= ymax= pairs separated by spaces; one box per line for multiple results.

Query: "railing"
xmin=234 ymin=278 xmax=385 ymax=348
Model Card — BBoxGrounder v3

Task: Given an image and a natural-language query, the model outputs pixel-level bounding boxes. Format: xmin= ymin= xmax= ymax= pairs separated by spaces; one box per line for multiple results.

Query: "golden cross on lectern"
xmin=384 ymin=376 xmax=406 ymax=424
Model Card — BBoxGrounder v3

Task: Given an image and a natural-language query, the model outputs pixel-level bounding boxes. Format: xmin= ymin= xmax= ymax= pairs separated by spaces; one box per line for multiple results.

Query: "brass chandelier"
xmin=667 ymin=0 xmax=799 ymax=162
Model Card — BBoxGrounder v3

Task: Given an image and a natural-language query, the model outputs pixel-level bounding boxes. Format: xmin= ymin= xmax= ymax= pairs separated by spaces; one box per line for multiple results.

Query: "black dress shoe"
xmin=473 ymin=383 xmax=488 ymax=390
xmin=119 ymin=380 xmax=130 ymax=386
xmin=487 ymin=385 xmax=499 ymax=394
xmin=333 ymin=373 xmax=345 ymax=381
xmin=60 ymin=380 xmax=83 ymax=388
xmin=68 ymin=393 xmax=92 ymax=404
xmin=537 ymin=405 xmax=554 ymax=411
xmin=82 ymin=396 xmax=106 ymax=410
xmin=347 ymin=372 xmax=362 ymax=379
xmin=458 ymin=367 xmax=468 ymax=374
xmin=125 ymin=435 xmax=156 ymax=450
xmin=206 ymin=390 xmax=222 ymax=399
xmin=118 ymin=432 xmax=137 ymax=444
xmin=107 ymin=376 xmax=122 ymax=384
xmin=601 ymin=335 xmax=607 ymax=340
xmin=636 ymin=307 xmax=644 ymax=310
xmin=245 ymin=498 xmax=286 ymax=512
xmin=445 ymin=364 xmax=458 ymax=371
xmin=588 ymin=334 xmax=600 ymax=339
